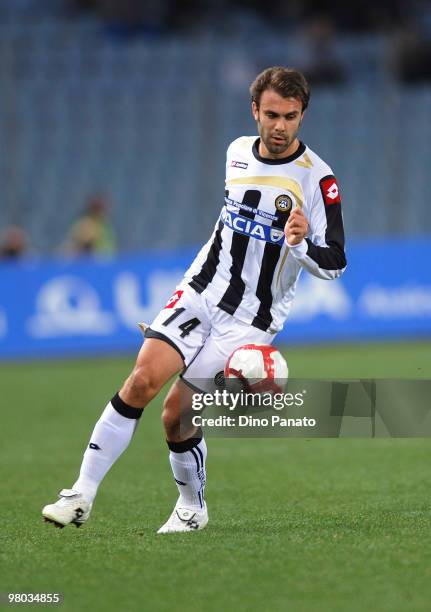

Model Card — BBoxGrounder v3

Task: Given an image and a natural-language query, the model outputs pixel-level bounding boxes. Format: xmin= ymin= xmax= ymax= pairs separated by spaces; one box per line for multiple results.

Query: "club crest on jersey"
xmin=231 ymin=160 xmax=248 ymax=169
xmin=165 ymin=290 xmax=183 ymax=309
xmin=275 ymin=194 xmax=293 ymax=213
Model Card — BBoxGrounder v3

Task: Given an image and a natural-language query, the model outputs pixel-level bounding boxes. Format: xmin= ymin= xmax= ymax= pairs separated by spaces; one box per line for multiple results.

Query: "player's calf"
xmin=161 ymin=377 xmax=197 ymax=442
xmin=159 ymin=379 xmax=208 ymax=533
xmin=42 ymin=338 xmax=185 ymax=530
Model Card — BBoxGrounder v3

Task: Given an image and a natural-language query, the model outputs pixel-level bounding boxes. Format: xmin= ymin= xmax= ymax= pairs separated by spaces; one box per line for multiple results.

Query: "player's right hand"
xmin=284 ymin=208 xmax=308 ymax=246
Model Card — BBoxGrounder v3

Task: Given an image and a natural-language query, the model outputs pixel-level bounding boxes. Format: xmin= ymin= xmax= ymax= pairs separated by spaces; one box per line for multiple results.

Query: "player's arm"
xmin=284 ymin=175 xmax=346 ymax=280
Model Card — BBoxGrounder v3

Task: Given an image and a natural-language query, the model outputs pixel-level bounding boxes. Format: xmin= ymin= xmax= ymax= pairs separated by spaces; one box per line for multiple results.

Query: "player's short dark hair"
xmin=250 ymin=67 xmax=310 ymax=111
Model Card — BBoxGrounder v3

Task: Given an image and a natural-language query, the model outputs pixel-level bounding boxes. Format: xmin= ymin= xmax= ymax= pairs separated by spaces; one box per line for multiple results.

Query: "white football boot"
xmin=157 ymin=502 xmax=208 ymax=534
xmin=42 ymin=489 xmax=92 ymax=529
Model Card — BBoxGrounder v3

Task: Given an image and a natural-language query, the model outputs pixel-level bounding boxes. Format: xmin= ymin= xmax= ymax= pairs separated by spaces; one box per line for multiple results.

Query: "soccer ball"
xmin=224 ymin=344 xmax=288 ymax=394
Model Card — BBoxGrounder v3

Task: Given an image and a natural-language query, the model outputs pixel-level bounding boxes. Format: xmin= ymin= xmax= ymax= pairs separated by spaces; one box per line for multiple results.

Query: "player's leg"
xmin=157 ymin=378 xmax=208 ymax=533
xmin=157 ymin=306 xmax=275 ymax=534
xmin=42 ymin=338 xmax=184 ymax=528
xmin=71 ymin=338 xmax=184 ymax=500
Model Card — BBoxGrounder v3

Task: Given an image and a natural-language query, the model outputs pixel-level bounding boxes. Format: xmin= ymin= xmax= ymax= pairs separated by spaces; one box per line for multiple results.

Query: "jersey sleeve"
xmin=288 ymin=174 xmax=347 ymax=280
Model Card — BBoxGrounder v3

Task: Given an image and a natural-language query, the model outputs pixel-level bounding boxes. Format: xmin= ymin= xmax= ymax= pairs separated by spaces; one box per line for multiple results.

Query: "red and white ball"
xmin=224 ymin=344 xmax=288 ymax=394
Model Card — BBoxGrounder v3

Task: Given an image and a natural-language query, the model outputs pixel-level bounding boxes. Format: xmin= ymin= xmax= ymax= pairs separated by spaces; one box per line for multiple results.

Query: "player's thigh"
xmin=135 ymin=337 xmax=184 ymax=383
xmin=121 ymin=338 xmax=184 ymax=404
xmin=182 ymin=315 xmax=274 ymax=391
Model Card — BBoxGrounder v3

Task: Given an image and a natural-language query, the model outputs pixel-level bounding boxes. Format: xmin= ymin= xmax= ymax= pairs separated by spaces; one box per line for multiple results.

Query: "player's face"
xmin=252 ymin=90 xmax=304 ymax=159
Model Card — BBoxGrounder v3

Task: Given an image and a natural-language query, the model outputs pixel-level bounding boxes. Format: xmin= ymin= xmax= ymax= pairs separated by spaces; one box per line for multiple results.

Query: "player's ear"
xmin=251 ymin=100 xmax=259 ymax=121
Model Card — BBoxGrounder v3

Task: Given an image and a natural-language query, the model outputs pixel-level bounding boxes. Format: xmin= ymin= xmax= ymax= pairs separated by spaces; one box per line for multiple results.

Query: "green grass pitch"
xmin=1 ymin=341 xmax=431 ymax=611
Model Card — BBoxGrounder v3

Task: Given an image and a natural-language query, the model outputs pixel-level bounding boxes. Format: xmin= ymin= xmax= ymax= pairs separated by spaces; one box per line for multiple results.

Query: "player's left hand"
xmin=284 ymin=208 xmax=308 ymax=246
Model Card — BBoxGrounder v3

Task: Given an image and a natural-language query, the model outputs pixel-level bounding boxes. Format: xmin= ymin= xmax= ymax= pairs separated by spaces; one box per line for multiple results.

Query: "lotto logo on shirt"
xmin=165 ymin=290 xmax=183 ymax=309
xmin=231 ymin=160 xmax=248 ymax=169
xmin=320 ymin=176 xmax=341 ymax=205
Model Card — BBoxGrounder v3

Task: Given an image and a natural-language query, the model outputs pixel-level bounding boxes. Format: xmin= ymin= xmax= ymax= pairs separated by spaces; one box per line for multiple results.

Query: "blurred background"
xmin=1 ymin=0 xmax=431 ymax=359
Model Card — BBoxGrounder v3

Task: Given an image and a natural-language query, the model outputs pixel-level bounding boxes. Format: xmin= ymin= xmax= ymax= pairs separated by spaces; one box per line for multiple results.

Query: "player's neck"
xmin=259 ymin=138 xmax=300 ymax=160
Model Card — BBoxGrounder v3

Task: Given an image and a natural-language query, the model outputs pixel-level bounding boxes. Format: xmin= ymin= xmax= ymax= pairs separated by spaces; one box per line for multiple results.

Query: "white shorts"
xmin=145 ymin=284 xmax=275 ymax=391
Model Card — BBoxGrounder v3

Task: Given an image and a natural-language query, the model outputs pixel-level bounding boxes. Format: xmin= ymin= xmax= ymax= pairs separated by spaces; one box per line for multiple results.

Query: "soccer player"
xmin=42 ymin=66 xmax=346 ymax=533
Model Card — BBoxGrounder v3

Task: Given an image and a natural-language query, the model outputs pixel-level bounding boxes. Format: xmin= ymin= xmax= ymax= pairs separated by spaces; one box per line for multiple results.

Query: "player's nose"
xmin=274 ymin=118 xmax=287 ymax=133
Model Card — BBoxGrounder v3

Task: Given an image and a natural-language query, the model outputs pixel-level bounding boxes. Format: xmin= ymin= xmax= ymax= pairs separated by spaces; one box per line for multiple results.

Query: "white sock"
xmin=168 ymin=437 xmax=207 ymax=510
xmin=72 ymin=393 xmax=143 ymax=503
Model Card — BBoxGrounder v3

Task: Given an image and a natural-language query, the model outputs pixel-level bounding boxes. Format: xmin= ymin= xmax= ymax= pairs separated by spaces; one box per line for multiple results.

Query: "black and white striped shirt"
xmin=184 ymin=136 xmax=346 ymax=333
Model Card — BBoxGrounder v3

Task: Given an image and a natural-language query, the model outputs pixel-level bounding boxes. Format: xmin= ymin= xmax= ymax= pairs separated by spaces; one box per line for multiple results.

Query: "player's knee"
xmin=126 ymin=365 xmax=159 ymax=404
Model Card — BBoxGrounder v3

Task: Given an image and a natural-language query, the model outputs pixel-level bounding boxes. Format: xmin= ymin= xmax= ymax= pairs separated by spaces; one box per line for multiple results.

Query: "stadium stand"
xmin=0 ymin=1 xmax=430 ymax=253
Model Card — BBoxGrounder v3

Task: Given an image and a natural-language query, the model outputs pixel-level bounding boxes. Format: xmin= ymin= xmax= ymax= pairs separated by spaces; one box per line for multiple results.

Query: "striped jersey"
xmin=184 ymin=136 xmax=347 ymax=333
